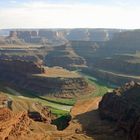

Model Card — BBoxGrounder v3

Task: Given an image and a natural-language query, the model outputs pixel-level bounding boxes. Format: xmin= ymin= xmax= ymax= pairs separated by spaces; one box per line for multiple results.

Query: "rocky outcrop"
xmin=0 ymin=105 xmax=89 ymax=140
xmin=0 ymin=109 xmax=31 ymax=140
xmin=0 ymin=108 xmax=13 ymax=121
xmin=99 ymin=81 xmax=140 ymax=140
xmin=29 ymin=102 xmax=52 ymax=123
xmin=0 ymin=93 xmax=12 ymax=109
xmin=0 ymin=97 xmax=57 ymax=140
xmin=0 ymin=108 xmax=55 ymax=140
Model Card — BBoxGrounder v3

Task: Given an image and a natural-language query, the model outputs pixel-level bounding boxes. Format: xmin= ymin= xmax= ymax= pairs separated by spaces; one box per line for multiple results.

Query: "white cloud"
xmin=0 ymin=2 xmax=140 ymax=29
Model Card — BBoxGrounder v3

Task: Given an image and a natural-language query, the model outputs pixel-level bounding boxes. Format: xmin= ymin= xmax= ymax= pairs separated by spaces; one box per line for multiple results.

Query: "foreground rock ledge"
xmin=99 ymin=81 xmax=140 ymax=140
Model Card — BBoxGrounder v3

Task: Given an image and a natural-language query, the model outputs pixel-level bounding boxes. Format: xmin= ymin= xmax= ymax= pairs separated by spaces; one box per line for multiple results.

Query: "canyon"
xmin=0 ymin=28 xmax=140 ymax=140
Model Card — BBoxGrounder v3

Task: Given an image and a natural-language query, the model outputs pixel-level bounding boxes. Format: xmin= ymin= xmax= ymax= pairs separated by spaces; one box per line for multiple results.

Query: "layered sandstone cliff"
xmin=0 ymin=59 xmax=92 ymax=97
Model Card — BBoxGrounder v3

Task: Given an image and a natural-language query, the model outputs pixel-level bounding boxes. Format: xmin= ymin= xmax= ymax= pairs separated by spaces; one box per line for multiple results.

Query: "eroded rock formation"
xmin=0 ymin=107 xmax=56 ymax=140
xmin=99 ymin=81 xmax=140 ymax=140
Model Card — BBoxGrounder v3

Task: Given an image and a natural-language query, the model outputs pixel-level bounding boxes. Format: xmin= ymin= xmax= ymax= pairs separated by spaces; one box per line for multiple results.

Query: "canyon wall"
xmin=0 ymin=59 xmax=91 ymax=97
xmin=82 ymin=68 xmax=140 ymax=85
xmin=45 ymin=45 xmax=86 ymax=70
xmin=4 ymin=28 xmax=123 ymax=44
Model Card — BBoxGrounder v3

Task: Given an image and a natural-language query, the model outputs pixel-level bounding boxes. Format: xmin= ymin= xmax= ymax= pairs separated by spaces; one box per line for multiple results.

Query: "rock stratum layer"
xmin=0 ymin=59 xmax=92 ymax=97
xmin=99 ymin=81 xmax=140 ymax=140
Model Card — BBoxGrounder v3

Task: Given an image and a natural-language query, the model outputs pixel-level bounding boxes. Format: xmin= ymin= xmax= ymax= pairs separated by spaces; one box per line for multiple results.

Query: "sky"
xmin=0 ymin=0 xmax=140 ymax=29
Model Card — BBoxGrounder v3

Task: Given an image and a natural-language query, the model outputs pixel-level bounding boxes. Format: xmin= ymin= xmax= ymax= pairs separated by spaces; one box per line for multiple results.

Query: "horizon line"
xmin=0 ymin=27 xmax=138 ymax=30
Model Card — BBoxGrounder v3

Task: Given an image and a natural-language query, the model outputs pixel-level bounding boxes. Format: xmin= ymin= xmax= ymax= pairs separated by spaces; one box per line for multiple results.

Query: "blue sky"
xmin=0 ymin=0 xmax=140 ymax=29
xmin=0 ymin=0 xmax=140 ymax=7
